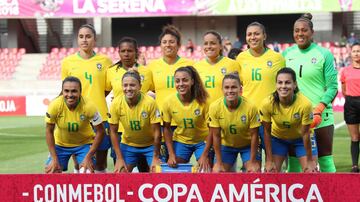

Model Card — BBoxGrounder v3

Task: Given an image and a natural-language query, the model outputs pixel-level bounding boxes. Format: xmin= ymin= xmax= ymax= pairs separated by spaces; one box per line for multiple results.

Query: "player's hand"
xmin=264 ymin=161 xmax=277 ymax=173
xmin=197 ymin=154 xmax=211 ymax=173
xmin=45 ymin=159 xmax=62 ymax=174
xmin=310 ymin=103 xmax=326 ymax=128
xmin=167 ymin=155 xmax=177 ymax=168
xmin=246 ymin=161 xmax=261 ymax=173
xmin=114 ymin=159 xmax=128 ymax=173
xmin=212 ymin=162 xmax=226 ymax=173
xmin=303 ymin=160 xmax=318 ymax=173
xmin=80 ymin=155 xmax=95 ymax=173
xmin=150 ymin=157 xmax=161 ymax=173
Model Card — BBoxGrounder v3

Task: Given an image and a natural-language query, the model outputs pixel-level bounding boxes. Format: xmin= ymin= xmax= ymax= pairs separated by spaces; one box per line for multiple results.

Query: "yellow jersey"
xmin=236 ymin=49 xmax=285 ymax=105
xmin=108 ymin=92 xmax=161 ymax=147
xmin=61 ymin=53 xmax=112 ymax=121
xmin=209 ymin=96 xmax=260 ymax=148
xmin=147 ymin=57 xmax=194 ymax=115
xmin=194 ymin=56 xmax=240 ymax=104
xmin=259 ymin=93 xmax=313 ymax=140
xmin=162 ymin=93 xmax=209 ymax=144
xmin=45 ymin=96 xmax=102 ymax=147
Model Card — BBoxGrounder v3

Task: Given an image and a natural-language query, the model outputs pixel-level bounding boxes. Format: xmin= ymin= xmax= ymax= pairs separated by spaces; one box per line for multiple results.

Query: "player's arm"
xmin=163 ymin=121 xmax=177 ymax=167
xmin=45 ymin=123 xmax=61 ymax=173
xmin=341 ymin=82 xmax=346 ymax=96
xmin=109 ymin=123 xmax=127 ymax=173
xmin=340 ymin=70 xmax=346 ymax=96
xmin=198 ymin=103 xmax=212 ymax=172
xmin=301 ymin=124 xmax=316 ymax=173
xmin=81 ymin=111 xmax=105 ymax=172
xmin=247 ymin=127 xmax=260 ymax=173
xmin=302 ymin=104 xmax=317 ymax=172
xmin=212 ymin=127 xmax=225 ymax=172
xmin=151 ymin=123 xmax=161 ymax=172
xmin=320 ymin=52 xmax=338 ymax=105
xmin=197 ymin=128 xmax=212 ymax=172
xmin=262 ymin=121 xmax=276 ymax=172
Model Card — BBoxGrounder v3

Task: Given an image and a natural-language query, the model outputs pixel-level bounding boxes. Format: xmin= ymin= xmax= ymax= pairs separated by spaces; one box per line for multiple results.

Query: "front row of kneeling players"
xmin=45 ymin=67 xmax=318 ymax=173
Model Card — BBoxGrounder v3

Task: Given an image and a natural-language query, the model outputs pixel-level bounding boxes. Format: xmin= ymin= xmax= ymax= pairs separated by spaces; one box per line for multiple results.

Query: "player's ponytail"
xmin=175 ymin=66 xmax=209 ymax=105
xmin=296 ymin=13 xmax=314 ymax=32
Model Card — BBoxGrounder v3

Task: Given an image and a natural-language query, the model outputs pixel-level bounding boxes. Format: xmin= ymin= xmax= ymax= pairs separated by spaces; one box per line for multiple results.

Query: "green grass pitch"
xmin=0 ymin=113 xmax=352 ymax=173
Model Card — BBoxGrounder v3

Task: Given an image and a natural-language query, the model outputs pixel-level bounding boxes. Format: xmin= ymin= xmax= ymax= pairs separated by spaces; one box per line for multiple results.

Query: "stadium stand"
xmin=0 ymin=48 xmax=25 ymax=80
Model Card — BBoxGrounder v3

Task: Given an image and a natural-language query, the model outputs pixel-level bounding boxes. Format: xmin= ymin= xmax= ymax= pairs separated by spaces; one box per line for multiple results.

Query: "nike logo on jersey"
xmin=172 ymin=112 xmax=178 ymax=114
xmin=288 ymin=58 xmax=295 ymax=61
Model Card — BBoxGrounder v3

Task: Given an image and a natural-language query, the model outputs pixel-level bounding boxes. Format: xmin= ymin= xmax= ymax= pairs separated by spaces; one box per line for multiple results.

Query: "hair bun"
xmin=301 ymin=13 xmax=313 ymax=21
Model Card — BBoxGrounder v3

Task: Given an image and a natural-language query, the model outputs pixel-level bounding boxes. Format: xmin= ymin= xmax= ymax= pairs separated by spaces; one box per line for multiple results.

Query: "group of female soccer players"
xmin=45 ymin=13 xmax=341 ymax=173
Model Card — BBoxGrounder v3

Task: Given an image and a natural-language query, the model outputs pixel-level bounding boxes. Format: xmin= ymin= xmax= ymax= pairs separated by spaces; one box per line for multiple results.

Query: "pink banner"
xmin=0 ymin=0 xmax=196 ymax=18
xmin=0 ymin=96 xmax=26 ymax=116
xmin=0 ymin=173 xmax=360 ymax=201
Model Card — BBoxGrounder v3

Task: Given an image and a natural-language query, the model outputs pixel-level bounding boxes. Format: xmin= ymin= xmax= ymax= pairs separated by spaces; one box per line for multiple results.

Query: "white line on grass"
xmin=0 ymin=132 xmax=41 ymax=137
xmin=335 ymin=121 xmax=346 ymax=130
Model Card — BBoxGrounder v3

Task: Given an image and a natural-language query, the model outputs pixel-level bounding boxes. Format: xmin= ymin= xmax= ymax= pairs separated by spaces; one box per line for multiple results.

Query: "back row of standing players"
xmin=45 ymin=12 xmax=338 ymax=173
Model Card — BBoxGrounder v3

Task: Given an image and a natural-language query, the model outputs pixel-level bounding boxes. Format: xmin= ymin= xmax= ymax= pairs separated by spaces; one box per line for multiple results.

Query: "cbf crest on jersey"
xmin=241 ymin=115 xmax=247 ymax=123
xmin=311 ymin=58 xmax=317 ymax=64
xmin=96 ymin=63 xmax=102 ymax=70
xmin=141 ymin=111 xmax=148 ymax=119
xmin=267 ymin=61 xmax=273 ymax=68
xmin=293 ymin=112 xmax=300 ymax=119
xmin=80 ymin=114 xmax=86 ymax=121
xmin=221 ymin=68 xmax=227 ymax=75
xmin=194 ymin=109 xmax=201 ymax=116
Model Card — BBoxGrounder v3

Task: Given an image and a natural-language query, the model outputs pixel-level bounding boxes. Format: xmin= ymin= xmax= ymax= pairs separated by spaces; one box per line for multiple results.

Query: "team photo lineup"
xmin=38 ymin=10 xmax=360 ymax=175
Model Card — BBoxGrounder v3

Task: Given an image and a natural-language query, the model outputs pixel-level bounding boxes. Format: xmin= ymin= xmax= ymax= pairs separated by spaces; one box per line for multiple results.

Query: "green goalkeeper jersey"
xmin=282 ymin=43 xmax=338 ymax=128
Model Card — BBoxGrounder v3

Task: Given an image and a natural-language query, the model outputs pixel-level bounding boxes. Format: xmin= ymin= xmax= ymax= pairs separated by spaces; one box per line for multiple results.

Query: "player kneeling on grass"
xmin=108 ymin=71 xmax=162 ymax=173
xmin=163 ymin=66 xmax=211 ymax=170
xmin=209 ymin=73 xmax=261 ymax=172
xmin=260 ymin=68 xmax=317 ymax=172
xmin=45 ymin=76 xmax=105 ymax=173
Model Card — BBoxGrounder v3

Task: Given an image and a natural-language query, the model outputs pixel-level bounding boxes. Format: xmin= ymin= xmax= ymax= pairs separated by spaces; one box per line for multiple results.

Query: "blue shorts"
xmin=120 ymin=143 xmax=154 ymax=166
xmin=220 ymin=145 xmax=261 ymax=165
xmin=173 ymin=141 xmax=205 ymax=162
xmin=310 ymin=133 xmax=318 ymax=156
xmin=272 ymin=136 xmax=310 ymax=158
xmin=45 ymin=144 xmax=95 ymax=171
xmin=97 ymin=121 xmax=111 ymax=151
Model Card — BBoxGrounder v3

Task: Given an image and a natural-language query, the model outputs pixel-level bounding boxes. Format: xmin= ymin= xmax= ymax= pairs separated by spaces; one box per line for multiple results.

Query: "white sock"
xmin=73 ymin=169 xmax=79 ymax=173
